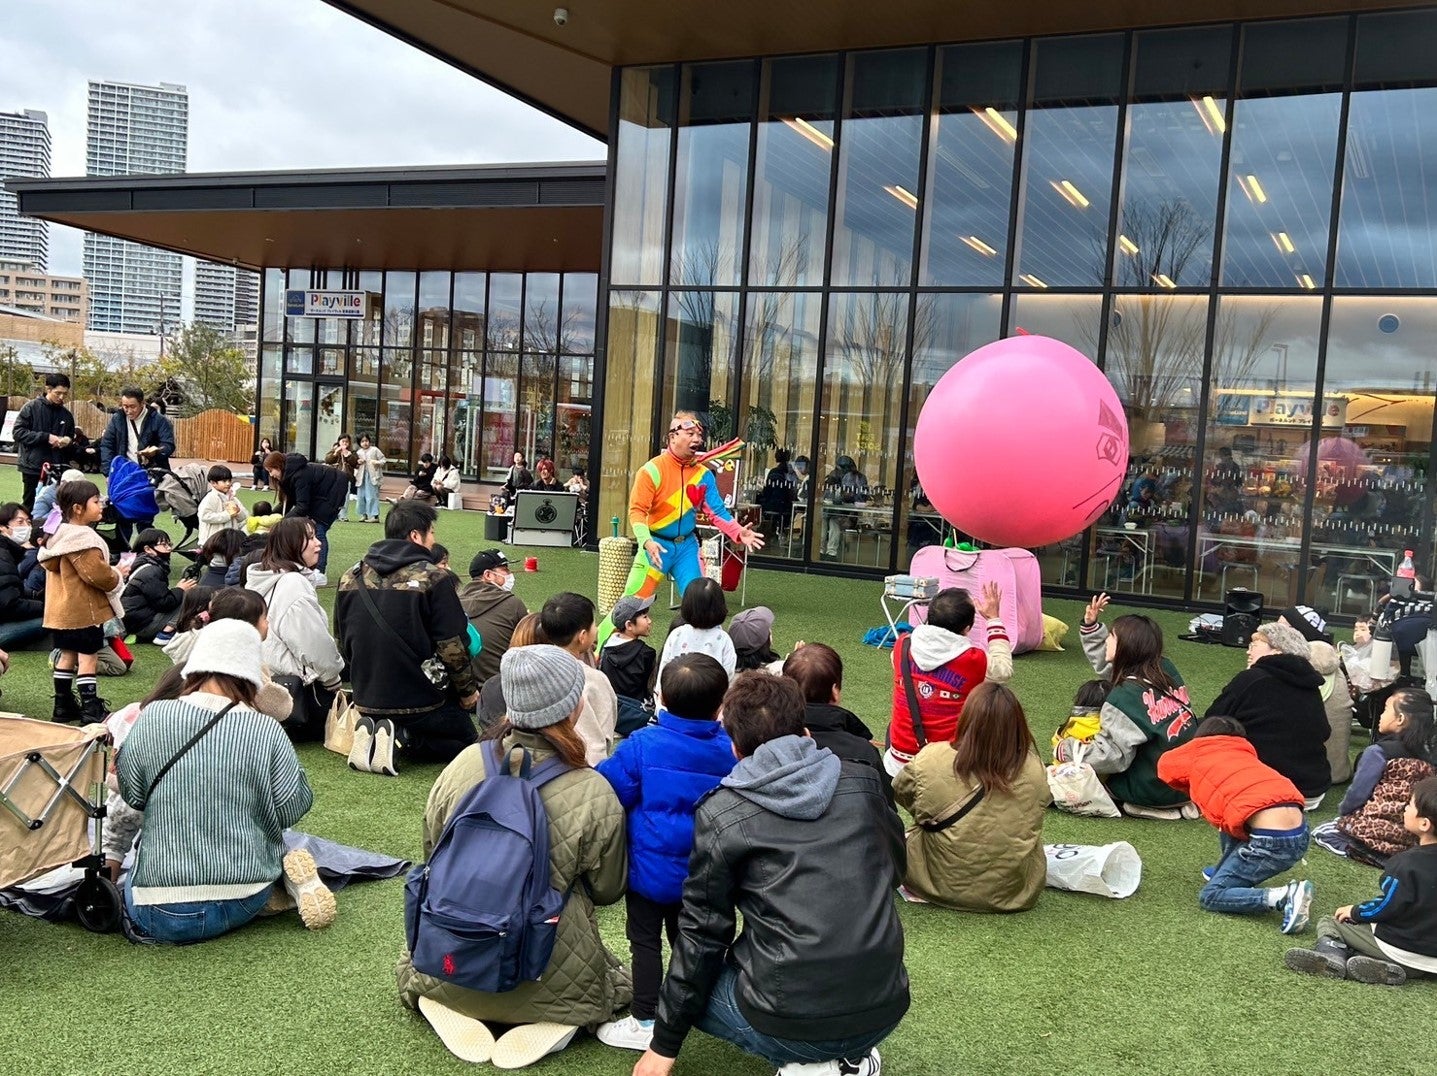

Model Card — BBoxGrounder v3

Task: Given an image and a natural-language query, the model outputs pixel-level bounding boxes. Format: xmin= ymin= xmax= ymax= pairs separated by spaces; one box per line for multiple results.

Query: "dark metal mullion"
xmin=516 ymin=273 xmax=528 ymax=460
xmin=997 ymin=40 xmax=1032 ymax=336
xmin=1296 ymin=15 xmax=1360 ymax=608
xmin=890 ymin=44 xmax=939 ymax=573
xmin=585 ymin=64 xmax=624 ymax=542
xmin=1186 ymin=24 xmax=1244 ymax=605
xmin=730 ymin=59 xmax=762 ymax=434
xmin=652 ymin=64 xmax=683 ymax=454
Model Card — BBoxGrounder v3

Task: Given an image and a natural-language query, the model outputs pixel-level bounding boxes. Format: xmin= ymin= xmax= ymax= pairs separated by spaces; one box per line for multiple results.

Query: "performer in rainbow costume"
xmin=600 ymin=411 xmax=764 ymax=644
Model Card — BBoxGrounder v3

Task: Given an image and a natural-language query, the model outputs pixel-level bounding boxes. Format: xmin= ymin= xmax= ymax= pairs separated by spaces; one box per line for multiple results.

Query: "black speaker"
xmin=1221 ymin=588 xmax=1264 ymax=647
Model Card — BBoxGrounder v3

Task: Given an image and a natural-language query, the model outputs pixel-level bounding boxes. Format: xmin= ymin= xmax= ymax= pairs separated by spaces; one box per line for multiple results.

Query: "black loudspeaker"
xmin=1221 ymin=588 xmax=1264 ymax=647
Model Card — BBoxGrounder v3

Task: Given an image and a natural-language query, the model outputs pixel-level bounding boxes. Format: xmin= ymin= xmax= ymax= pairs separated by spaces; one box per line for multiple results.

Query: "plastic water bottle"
xmin=1398 ymin=550 xmax=1417 ymax=579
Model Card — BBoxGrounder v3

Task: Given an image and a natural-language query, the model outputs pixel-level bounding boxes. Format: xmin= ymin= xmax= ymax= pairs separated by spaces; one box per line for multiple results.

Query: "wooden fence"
xmin=7 ymin=397 xmax=255 ymax=464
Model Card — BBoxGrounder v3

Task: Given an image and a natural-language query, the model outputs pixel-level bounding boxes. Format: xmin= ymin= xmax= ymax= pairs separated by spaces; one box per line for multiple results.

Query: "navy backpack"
xmin=404 ymin=741 xmax=570 ymax=992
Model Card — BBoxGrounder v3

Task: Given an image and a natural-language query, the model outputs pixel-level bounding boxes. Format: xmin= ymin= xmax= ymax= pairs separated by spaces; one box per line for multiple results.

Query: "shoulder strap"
xmin=919 ymin=784 xmax=987 ymax=832
xmin=353 ymin=566 xmax=427 ymax=667
xmin=900 ymin=635 xmax=928 ymax=748
xmin=137 ymin=700 xmax=240 ymax=808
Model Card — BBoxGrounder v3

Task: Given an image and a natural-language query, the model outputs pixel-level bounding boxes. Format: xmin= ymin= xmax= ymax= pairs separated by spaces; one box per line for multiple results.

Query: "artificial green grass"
xmin=0 ymin=470 xmax=1424 ymax=1076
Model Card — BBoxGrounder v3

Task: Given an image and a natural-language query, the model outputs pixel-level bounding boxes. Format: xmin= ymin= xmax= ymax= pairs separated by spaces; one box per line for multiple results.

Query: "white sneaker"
xmin=1121 ymin=803 xmax=1183 ymax=821
xmin=596 ymin=1015 xmax=654 ymax=1051
xmin=1179 ymin=802 xmax=1202 ymax=820
xmin=490 ymin=1023 xmax=578 ymax=1069
xmin=370 ymin=718 xmax=398 ymax=777
xmin=777 ymin=1048 xmax=882 ymax=1076
xmin=348 ymin=715 xmax=375 ymax=772
xmin=307 ymin=570 xmax=329 ymax=589
xmin=418 ymin=996 xmax=496 ymax=1063
xmin=281 ymin=848 xmax=336 ymax=930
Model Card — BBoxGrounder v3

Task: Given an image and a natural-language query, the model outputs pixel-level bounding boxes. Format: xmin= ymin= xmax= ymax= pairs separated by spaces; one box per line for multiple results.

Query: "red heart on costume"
xmin=686 ymin=485 xmax=704 ymax=507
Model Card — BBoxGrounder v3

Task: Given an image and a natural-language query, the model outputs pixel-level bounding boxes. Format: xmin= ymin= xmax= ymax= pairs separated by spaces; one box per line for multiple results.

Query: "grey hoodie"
xmin=721 ymin=734 xmax=841 ymax=820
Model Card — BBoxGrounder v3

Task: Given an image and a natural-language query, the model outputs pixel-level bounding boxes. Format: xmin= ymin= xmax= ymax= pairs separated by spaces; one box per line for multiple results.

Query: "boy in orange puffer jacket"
xmin=1157 ymin=716 xmax=1314 ymax=934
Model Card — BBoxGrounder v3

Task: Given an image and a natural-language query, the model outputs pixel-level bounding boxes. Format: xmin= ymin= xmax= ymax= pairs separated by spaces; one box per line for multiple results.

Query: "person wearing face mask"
xmin=458 ymin=548 xmax=527 ymax=690
xmin=120 ymin=528 xmax=198 ymax=643
xmin=0 ymin=501 xmax=46 ymax=647
xmin=599 ymin=410 xmax=765 ymax=648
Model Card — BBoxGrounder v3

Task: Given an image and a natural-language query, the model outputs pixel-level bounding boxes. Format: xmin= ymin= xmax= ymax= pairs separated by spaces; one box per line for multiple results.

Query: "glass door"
xmin=315 ymin=382 xmax=346 ymax=460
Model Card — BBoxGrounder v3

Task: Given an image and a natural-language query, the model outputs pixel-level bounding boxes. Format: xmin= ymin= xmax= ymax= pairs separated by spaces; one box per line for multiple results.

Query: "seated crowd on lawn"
xmin=6 ymin=459 xmax=1437 ymax=1075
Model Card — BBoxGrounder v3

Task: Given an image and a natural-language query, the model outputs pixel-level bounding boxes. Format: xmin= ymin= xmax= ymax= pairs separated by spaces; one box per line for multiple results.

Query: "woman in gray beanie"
xmin=1205 ymin=620 xmax=1333 ymax=806
xmin=398 ymin=644 xmax=631 ymax=1069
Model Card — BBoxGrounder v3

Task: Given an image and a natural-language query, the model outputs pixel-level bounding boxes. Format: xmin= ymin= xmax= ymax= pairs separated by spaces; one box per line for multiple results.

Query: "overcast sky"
xmin=1 ymin=0 xmax=603 ymax=276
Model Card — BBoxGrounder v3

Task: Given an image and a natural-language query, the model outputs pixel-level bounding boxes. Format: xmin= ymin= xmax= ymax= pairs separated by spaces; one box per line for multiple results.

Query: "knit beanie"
xmin=1255 ymin=620 xmax=1311 ymax=659
xmin=1280 ymin=605 xmax=1330 ymax=643
xmin=182 ymin=619 xmax=265 ymax=689
xmin=501 ymin=644 xmax=586 ymax=730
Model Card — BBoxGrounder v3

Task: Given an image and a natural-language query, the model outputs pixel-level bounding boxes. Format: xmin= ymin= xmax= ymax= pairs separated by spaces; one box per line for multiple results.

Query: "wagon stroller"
xmin=0 ymin=715 xmax=121 ymax=932
xmin=151 ymin=464 xmax=210 ymax=549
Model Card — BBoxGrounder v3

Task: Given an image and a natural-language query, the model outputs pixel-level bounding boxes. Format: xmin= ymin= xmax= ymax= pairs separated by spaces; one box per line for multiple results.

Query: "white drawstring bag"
xmin=1046 ymin=743 xmax=1121 ymax=818
xmin=1044 ymin=842 xmax=1142 ymax=899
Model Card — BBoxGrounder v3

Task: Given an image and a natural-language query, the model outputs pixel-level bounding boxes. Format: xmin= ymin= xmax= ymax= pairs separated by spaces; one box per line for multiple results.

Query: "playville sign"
xmin=285 ymin=290 xmax=367 ymax=318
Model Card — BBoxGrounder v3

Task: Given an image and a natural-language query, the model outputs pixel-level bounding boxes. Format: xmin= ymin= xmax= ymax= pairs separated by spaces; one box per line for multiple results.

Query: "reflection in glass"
xmin=519 ymin=351 xmax=557 ymax=464
xmin=379 ymin=347 xmax=414 ymax=469
xmin=662 ymin=291 xmax=740 ymax=433
xmin=561 ymin=273 xmax=598 ymax=353
xmin=920 ymin=42 xmax=1022 ymax=286
xmin=286 ymin=348 xmax=313 ymax=376
xmin=315 ymin=384 xmax=345 ymax=463
xmin=612 ymin=67 xmax=675 ymax=286
xmin=815 ymin=292 xmax=907 ymax=566
xmin=418 ymin=271 xmax=451 ymax=361
xmin=285 ymin=269 xmax=315 ymax=344
xmin=283 ymin=380 xmax=314 ymax=458
xmin=1198 ymin=296 xmax=1322 ymax=603
xmin=346 ymin=387 xmax=379 ymax=464
xmin=383 ymin=271 xmax=416 ymax=348
xmin=1222 ymin=95 xmax=1341 ymax=288
xmin=1337 ymin=88 xmax=1437 ymax=288
xmin=1015 ymin=35 xmax=1123 ymax=288
xmin=524 ymin=273 xmax=561 ymax=351
xmin=488 ymin=274 xmax=523 ymax=350
xmin=900 ymin=294 xmax=1003 ymax=567
xmin=600 ymin=291 xmax=663 ymax=526
xmin=556 ymin=353 xmax=593 ymax=477
xmin=1322 ymin=297 xmax=1437 ymax=605
xmin=453 ymin=352 xmax=484 ymax=477
xmin=1091 ymin=295 xmax=1208 ymax=598
xmin=262 ymin=268 xmax=284 ymax=342
xmin=831 ymin=50 xmax=927 ymax=288
xmin=749 ymin=55 xmax=838 ymax=288
xmin=453 ymin=273 xmax=487 ymax=350
xmin=671 ymin=62 xmax=753 ymax=288
xmin=481 ymin=353 xmax=519 ymax=478
xmin=741 ymin=292 xmax=822 ymax=560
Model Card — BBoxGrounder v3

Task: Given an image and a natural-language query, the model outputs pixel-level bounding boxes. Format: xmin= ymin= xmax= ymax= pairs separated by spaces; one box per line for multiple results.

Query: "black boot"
xmin=52 ymin=692 xmax=82 ymax=725
xmin=79 ymin=691 xmax=109 ymax=725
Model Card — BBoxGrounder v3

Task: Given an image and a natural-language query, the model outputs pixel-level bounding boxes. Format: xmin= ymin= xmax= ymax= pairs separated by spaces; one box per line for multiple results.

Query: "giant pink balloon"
xmin=914 ymin=335 xmax=1129 ymax=548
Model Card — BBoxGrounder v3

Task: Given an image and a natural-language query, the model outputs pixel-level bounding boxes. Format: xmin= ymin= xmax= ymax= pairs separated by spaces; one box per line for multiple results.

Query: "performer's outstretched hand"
xmin=736 ymin=525 xmax=765 ymax=552
xmin=644 ymin=539 xmax=664 ymax=569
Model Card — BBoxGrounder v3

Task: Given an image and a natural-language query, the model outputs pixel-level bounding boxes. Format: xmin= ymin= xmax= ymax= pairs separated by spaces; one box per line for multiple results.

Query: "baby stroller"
xmin=151 ymin=464 xmax=210 ymax=549
xmin=0 ymin=715 xmax=121 ymax=932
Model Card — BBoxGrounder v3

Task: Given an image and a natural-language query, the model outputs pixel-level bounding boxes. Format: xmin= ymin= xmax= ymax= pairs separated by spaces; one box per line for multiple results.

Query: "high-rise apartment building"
xmin=0 ymin=257 xmax=88 ymax=321
xmin=83 ymin=80 xmax=187 ymax=333
xmin=192 ymin=261 xmax=261 ymax=333
xmin=0 ymin=109 xmax=52 ymax=269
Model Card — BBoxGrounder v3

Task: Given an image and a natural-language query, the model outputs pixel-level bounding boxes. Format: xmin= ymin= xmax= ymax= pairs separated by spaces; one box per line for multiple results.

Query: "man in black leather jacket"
xmin=634 ymin=673 xmax=908 ymax=1076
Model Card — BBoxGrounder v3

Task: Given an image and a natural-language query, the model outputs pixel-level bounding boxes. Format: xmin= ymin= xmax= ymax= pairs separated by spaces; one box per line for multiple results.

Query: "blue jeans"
xmin=1199 ymin=828 xmax=1309 ymax=915
xmin=314 ymin=521 xmax=331 ymax=573
xmin=124 ymin=883 xmax=273 ymax=944
xmin=695 ymin=964 xmax=898 ymax=1067
xmin=357 ymin=478 xmax=380 ymax=520
xmin=0 ymin=617 xmax=46 ymax=648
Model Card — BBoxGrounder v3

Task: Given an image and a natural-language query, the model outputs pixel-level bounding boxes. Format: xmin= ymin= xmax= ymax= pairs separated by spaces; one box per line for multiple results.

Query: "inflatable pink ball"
xmin=914 ymin=335 xmax=1128 ymax=548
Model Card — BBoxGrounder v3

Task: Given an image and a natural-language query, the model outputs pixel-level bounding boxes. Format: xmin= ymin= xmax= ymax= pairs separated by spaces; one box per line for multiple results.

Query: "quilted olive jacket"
xmin=396 ymin=730 xmax=632 ymax=1028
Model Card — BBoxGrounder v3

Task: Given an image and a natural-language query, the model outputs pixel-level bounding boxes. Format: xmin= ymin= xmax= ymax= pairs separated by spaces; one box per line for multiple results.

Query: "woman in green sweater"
xmin=117 ymin=619 xmax=334 ymax=943
xmin=1061 ymin=593 xmax=1199 ymax=820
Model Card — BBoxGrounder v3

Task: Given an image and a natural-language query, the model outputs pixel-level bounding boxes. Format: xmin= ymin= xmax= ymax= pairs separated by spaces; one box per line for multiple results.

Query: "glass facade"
xmin=257 ymin=268 xmax=598 ymax=487
xmin=598 ymin=11 xmax=1437 ymax=609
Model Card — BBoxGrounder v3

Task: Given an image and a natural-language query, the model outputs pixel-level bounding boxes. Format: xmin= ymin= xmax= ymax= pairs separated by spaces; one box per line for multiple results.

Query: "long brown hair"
xmin=483 ymin=714 xmax=588 ymax=769
xmin=509 ymin=612 xmax=547 ymax=648
xmin=1108 ymin=614 xmax=1177 ymax=693
xmin=179 ymin=671 xmax=258 ymax=707
xmin=950 ymin=682 xmax=1035 ymax=794
xmin=260 ymin=516 xmax=313 ymax=573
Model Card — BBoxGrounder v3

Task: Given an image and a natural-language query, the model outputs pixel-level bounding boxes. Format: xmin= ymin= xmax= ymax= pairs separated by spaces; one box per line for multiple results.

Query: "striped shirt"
xmin=117 ymin=691 xmax=313 ymax=906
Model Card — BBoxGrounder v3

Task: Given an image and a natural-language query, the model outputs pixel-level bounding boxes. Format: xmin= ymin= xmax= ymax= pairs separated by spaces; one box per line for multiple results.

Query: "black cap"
xmin=469 ymin=549 xmax=510 ymax=577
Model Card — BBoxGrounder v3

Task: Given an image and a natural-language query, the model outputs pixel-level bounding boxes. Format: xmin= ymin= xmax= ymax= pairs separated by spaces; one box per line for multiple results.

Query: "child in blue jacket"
xmin=595 ymin=653 xmax=736 ymax=1053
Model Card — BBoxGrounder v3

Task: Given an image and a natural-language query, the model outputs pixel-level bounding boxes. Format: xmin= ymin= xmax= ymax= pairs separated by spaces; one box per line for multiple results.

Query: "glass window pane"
xmin=1239 ymin=18 xmax=1348 ymax=96
xmin=1015 ymin=36 xmax=1123 ymax=288
xmin=282 ymin=380 xmax=314 ymax=458
xmin=1115 ymin=28 xmax=1231 ymax=289
xmin=520 ymin=352 xmax=557 ymax=463
xmin=1336 ymin=88 xmax=1437 ymax=288
xmin=831 ymin=49 xmax=927 ymax=288
xmin=380 ymin=347 xmax=413 ymax=469
xmin=749 ymin=55 xmax=838 ymax=288
xmin=1094 ymin=295 xmax=1209 ymax=599
xmin=598 ymin=291 xmax=662 ymax=529
xmin=356 ymin=272 xmax=382 ymax=347
xmin=815 ymin=292 xmax=907 ymax=567
xmin=258 ymin=348 xmax=281 ymax=452
xmin=740 ymin=291 xmax=822 ymax=561
xmin=346 ymin=350 xmax=379 ymax=465
xmin=920 ymin=42 xmax=1022 ymax=286
xmin=488 ymin=273 xmax=522 ymax=351
xmin=1198 ymin=296 xmax=1322 ymax=602
xmin=481 ymin=353 xmax=518 ymax=478
xmin=451 ymin=352 xmax=483 ymax=477
xmin=383 ymin=271 xmax=415 ymax=348
xmin=453 ymin=272 xmax=487 ymax=350
xmin=556 ymin=354 xmax=594 ymax=478
xmin=418 ymin=271 xmax=451 ymax=359
xmin=662 ymin=291 xmax=740 ymax=433
xmin=611 ymin=67 xmax=675 ymax=286
xmin=1355 ymin=10 xmax=1437 ymax=88
xmin=262 ymin=268 xmax=284 ymax=342
xmin=670 ymin=61 xmax=753 ymax=288
xmin=315 ymin=384 xmax=346 ymax=463
xmin=1221 ymin=93 xmax=1341 ymax=288
xmin=285 ymin=346 xmax=313 ymax=376
xmin=561 ymin=273 xmax=597 ymax=354
xmin=1324 ymin=297 xmax=1436 ymax=602
xmin=899 ymin=293 xmax=1003 ymax=567
xmin=523 ymin=273 xmax=561 ymax=352
xmin=318 ymin=348 xmax=344 ymax=377
xmin=285 ymin=268 xmax=315 ymax=345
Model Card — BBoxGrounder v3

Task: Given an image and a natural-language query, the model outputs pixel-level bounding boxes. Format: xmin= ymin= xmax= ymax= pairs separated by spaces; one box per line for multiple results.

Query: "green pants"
xmin=1318 ymin=917 xmax=1427 ymax=976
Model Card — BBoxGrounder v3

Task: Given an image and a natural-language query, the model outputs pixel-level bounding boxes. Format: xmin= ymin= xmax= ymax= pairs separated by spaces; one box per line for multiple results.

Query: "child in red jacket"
xmin=1157 ymin=716 xmax=1314 ymax=934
